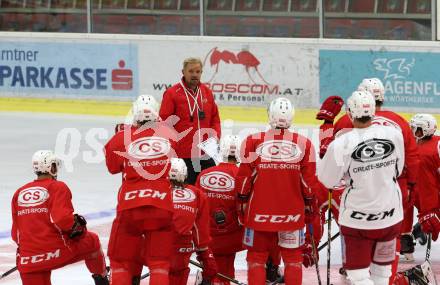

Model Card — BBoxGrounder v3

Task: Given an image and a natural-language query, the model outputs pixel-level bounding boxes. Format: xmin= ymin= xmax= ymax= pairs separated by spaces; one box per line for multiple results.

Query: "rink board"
xmin=2 ymin=97 xmax=440 ymax=125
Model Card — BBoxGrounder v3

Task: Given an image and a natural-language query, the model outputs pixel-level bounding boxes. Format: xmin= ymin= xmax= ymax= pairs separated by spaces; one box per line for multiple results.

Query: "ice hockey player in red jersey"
xmin=383 ymin=115 xmax=439 ymax=285
xmin=196 ymin=134 xmax=243 ymax=285
xmin=11 ymin=150 xmax=108 ymax=285
xmin=235 ymin=97 xmax=321 ymax=285
xmin=168 ymin=158 xmax=218 ymax=285
xmin=393 ymin=107 xmax=438 ymax=284
xmin=409 ymin=114 xmax=440 ymax=241
xmin=104 ymin=95 xmax=177 ymax=285
xmin=319 ymin=90 xmax=405 ymax=285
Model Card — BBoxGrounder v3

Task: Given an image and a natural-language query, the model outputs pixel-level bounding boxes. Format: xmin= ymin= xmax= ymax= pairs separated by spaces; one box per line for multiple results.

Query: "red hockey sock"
xmin=85 ymin=248 xmax=107 ymax=276
xmin=148 ymin=260 xmax=170 ymax=285
xmin=109 ymin=260 xmax=142 ymax=285
xmin=110 ymin=266 xmax=131 ymax=285
xmin=392 ymin=273 xmax=409 ymax=285
xmin=247 ymin=251 xmax=269 ymax=285
xmin=212 ymin=254 xmax=235 ymax=285
xmin=169 ymin=267 xmax=190 ymax=285
xmin=281 ymin=248 xmax=303 ymax=285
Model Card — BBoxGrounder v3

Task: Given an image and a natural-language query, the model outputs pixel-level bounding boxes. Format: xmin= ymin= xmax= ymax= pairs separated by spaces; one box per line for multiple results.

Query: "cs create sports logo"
xmin=373 ymin=58 xmax=415 ymax=80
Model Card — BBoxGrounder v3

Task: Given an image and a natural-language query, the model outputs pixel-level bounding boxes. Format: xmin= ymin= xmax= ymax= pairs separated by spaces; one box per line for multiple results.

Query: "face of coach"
xmin=182 ymin=61 xmax=202 ymax=91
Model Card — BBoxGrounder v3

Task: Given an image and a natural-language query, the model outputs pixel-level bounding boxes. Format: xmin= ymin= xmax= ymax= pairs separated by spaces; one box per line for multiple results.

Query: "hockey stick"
xmin=308 ymin=223 xmax=323 ymax=285
xmin=425 ymin=233 xmax=432 ymax=261
xmin=189 ymin=260 xmax=247 ymax=285
xmin=140 ymin=272 xmax=150 ymax=280
xmin=327 ymin=190 xmax=332 ymax=285
xmin=318 ymin=232 xmax=340 ymax=252
xmin=0 ymin=266 xmax=17 ymax=280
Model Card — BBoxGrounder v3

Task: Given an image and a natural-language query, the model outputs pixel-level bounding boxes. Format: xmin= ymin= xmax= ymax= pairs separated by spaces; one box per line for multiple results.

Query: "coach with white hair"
xmin=159 ymin=57 xmax=221 ymax=185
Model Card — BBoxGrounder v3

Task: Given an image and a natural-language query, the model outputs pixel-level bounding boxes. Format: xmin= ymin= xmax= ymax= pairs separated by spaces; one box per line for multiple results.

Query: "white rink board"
xmin=2 ymin=33 xmax=440 ymax=112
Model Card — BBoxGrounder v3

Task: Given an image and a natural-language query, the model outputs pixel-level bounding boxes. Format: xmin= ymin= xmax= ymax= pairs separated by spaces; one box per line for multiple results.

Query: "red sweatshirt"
xmin=159 ymin=79 xmax=221 ymax=158
xmin=11 ymin=178 xmax=76 ymax=272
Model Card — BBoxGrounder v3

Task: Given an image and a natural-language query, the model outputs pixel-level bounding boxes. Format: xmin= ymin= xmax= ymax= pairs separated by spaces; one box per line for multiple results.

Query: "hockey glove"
xmin=302 ymin=243 xmax=317 ymax=268
xmin=114 ymin=123 xmax=129 ymax=134
xmin=69 ymin=214 xmax=87 ymax=240
xmin=316 ymin=96 xmax=344 ymax=122
xmin=418 ymin=211 xmax=440 ymax=241
xmin=304 ymin=196 xmax=319 ymax=224
xmin=196 ymin=248 xmax=218 ymax=281
xmin=399 ymin=234 xmax=415 ymax=254
xmin=412 ymin=222 xmax=428 ymax=246
xmin=237 ymin=193 xmax=249 ymax=226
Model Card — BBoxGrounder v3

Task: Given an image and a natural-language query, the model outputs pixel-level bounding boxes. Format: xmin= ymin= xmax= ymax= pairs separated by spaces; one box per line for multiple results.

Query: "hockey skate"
xmin=400 ymin=261 xmax=438 ymax=285
xmin=92 ymin=266 xmax=110 ymax=285
xmin=92 ymin=274 xmax=109 ymax=285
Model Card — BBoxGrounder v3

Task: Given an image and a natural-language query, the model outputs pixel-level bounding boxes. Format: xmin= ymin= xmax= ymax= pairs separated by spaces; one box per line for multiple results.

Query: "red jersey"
xmin=104 ymin=123 xmax=177 ymax=212
xmin=235 ymin=128 xmax=323 ymax=232
xmin=416 ymin=136 xmax=440 ymax=213
xmin=11 ymin=179 xmax=76 ymax=272
xmin=196 ymin=163 xmax=241 ymax=236
xmin=172 ymin=184 xmax=211 ymax=249
xmin=332 ymin=110 xmax=419 ymax=185
xmin=159 ymin=79 xmax=221 ymax=159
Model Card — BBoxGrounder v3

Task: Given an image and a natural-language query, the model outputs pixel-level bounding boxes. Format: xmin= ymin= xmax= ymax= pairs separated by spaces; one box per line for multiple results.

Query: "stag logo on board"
xmin=373 ymin=58 xmax=415 ymax=80
xmin=127 ymin=137 xmax=171 ymax=160
xmin=173 ymin=188 xmax=196 ymax=203
xmin=18 ymin=187 xmax=50 ymax=207
xmin=373 ymin=57 xmax=440 ymax=98
xmin=202 ymin=47 xmax=301 ymax=102
xmin=351 ymin=139 xmax=395 ymax=163
xmin=256 ymin=140 xmax=301 ymax=162
xmin=199 ymin=171 xmax=235 ymax=192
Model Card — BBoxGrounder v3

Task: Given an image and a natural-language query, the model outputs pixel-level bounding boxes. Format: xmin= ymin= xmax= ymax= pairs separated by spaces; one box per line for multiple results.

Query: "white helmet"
xmin=268 ymin=97 xmax=294 ymax=129
xmin=220 ymin=135 xmax=240 ymax=161
xmin=357 ymin=78 xmax=385 ymax=102
xmin=347 ymin=90 xmax=376 ymax=120
xmin=410 ymin=113 xmax=437 ymax=139
xmin=168 ymin=158 xmax=188 ymax=183
xmin=132 ymin=95 xmax=159 ymax=123
xmin=32 ymin=150 xmax=62 ymax=176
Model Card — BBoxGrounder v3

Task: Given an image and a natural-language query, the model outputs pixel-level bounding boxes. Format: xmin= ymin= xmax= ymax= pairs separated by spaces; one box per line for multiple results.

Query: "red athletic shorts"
xmin=341 ymin=222 xmax=402 ymax=270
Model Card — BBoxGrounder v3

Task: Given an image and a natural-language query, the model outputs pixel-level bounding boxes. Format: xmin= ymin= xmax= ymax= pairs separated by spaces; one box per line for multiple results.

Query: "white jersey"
xmin=318 ymin=124 xmax=405 ymax=230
